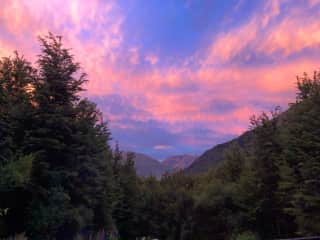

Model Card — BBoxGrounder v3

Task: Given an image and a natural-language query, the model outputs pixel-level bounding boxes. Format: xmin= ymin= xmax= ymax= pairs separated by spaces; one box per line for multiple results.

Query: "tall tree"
xmin=113 ymin=151 xmax=140 ymax=239
xmin=0 ymin=53 xmax=36 ymax=166
xmin=280 ymin=71 xmax=320 ymax=235
xmin=25 ymin=33 xmax=114 ymax=239
xmin=0 ymin=54 xmax=36 ymax=237
xmin=244 ymin=108 xmax=284 ymax=238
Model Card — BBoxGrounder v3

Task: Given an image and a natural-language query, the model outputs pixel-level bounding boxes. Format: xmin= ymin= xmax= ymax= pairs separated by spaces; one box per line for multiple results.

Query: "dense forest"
xmin=1 ymin=34 xmax=320 ymax=240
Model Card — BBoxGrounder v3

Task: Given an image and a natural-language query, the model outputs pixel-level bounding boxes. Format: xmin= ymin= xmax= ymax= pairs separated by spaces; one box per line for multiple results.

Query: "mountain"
xmin=162 ymin=154 xmax=197 ymax=171
xmin=130 ymin=130 xmax=252 ymax=176
xmin=128 ymin=153 xmax=197 ymax=178
xmin=185 ymin=131 xmax=253 ymax=174
xmin=130 ymin=152 xmax=169 ymax=178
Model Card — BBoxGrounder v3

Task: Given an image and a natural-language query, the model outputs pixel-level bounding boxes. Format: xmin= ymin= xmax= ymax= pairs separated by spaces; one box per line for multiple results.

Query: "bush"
xmin=235 ymin=231 xmax=258 ymax=240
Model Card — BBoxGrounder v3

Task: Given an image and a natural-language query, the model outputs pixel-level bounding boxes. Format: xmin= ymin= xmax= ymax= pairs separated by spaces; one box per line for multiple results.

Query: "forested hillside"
xmin=163 ymin=154 xmax=197 ymax=171
xmin=1 ymin=35 xmax=320 ymax=240
xmin=185 ymin=131 xmax=253 ymax=174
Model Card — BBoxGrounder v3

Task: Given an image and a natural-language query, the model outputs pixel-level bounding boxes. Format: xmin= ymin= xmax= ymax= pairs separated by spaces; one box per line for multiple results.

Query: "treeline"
xmin=1 ymin=34 xmax=320 ymax=240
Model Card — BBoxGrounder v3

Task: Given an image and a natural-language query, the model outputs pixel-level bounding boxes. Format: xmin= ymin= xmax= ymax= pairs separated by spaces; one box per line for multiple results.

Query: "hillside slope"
xmin=185 ymin=131 xmax=253 ymax=174
xmin=162 ymin=154 xmax=197 ymax=171
xmin=130 ymin=152 xmax=169 ymax=178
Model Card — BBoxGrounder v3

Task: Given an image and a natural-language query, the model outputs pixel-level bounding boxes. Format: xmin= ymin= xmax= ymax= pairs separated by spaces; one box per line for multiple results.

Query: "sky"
xmin=0 ymin=0 xmax=320 ymax=160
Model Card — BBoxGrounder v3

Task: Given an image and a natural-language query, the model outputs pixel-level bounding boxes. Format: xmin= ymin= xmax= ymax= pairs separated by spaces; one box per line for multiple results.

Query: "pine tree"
xmin=25 ymin=33 xmax=114 ymax=239
xmin=113 ymin=151 xmax=140 ymax=239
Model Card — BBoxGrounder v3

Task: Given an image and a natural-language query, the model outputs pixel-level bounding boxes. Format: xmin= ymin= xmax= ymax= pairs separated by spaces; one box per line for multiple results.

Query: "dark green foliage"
xmin=0 ymin=154 xmax=34 ymax=187
xmin=279 ymin=71 xmax=320 ymax=235
xmin=0 ymin=53 xmax=36 ymax=167
xmin=134 ymin=173 xmax=195 ymax=240
xmin=24 ymin=34 xmax=116 ymax=239
xmin=192 ymin=182 xmax=241 ymax=240
xmin=234 ymin=231 xmax=258 ymax=240
xmin=0 ymin=53 xmax=36 ymax=237
xmin=215 ymin=143 xmax=245 ymax=182
xmin=246 ymin=109 xmax=283 ymax=238
xmin=112 ymin=151 xmax=140 ymax=239
xmin=0 ymin=34 xmax=115 ymax=239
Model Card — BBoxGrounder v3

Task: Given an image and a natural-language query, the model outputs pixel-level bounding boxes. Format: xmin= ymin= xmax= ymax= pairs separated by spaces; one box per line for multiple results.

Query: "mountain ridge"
xmin=185 ymin=130 xmax=253 ymax=174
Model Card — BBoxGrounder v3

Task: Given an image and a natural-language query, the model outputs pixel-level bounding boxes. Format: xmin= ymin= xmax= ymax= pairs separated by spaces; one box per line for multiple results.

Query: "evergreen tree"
xmin=114 ymin=151 xmax=140 ymax=239
xmin=0 ymin=54 xmax=36 ymax=237
xmin=244 ymin=108 xmax=284 ymax=238
xmin=0 ymin=53 xmax=36 ymax=166
xmin=215 ymin=143 xmax=246 ymax=183
xmin=280 ymin=71 xmax=320 ymax=235
xmin=25 ymin=33 xmax=114 ymax=239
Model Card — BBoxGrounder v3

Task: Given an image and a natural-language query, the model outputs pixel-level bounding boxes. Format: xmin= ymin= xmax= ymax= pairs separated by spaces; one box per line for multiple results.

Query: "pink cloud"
xmin=0 ymin=0 xmax=126 ymax=97
xmin=145 ymin=53 xmax=159 ymax=65
xmin=0 ymin=0 xmax=123 ymax=63
xmin=154 ymin=145 xmax=173 ymax=150
xmin=0 ymin=38 xmax=15 ymax=57
xmin=261 ymin=0 xmax=280 ymax=28
xmin=110 ymin=57 xmax=318 ymax=136
xmin=207 ymin=19 xmax=258 ymax=64
xmin=206 ymin=1 xmax=320 ymax=65
xmin=258 ymin=18 xmax=320 ymax=57
xmin=128 ymin=47 xmax=139 ymax=65
xmin=308 ymin=0 xmax=320 ymax=7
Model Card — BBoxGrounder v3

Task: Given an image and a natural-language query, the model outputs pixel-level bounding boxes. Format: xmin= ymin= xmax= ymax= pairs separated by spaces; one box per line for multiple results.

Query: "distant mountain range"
xmin=131 ymin=153 xmax=197 ymax=178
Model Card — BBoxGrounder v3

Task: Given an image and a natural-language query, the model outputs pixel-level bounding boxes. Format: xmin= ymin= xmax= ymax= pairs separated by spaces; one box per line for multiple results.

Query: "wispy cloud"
xmin=154 ymin=145 xmax=173 ymax=150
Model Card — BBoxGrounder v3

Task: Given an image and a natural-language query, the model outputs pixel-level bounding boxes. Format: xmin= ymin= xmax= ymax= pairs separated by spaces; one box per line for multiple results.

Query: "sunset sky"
xmin=1 ymin=0 xmax=320 ymax=159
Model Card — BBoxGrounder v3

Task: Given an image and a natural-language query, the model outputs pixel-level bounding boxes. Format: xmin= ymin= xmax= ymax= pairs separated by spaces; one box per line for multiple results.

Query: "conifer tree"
xmin=245 ymin=108 xmax=283 ymax=237
xmin=0 ymin=53 xmax=36 ymax=237
xmin=25 ymin=33 xmax=114 ymax=239
xmin=280 ymin=71 xmax=320 ymax=235
xmin=0 ymin=53 xmax=36 ymax=166
xmin=113 ymin=151 xmax=140 ymax=239
xmin=216 ymin=143 xmax=245 ymax=182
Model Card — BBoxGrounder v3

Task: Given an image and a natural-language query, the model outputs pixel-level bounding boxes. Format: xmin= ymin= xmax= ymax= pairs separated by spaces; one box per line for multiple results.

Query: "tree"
xmin=192 ymin=180 xmax=240 ymax=240
xmin=0 ymin=53 xmax=36 ymax=167
xmin=0 ymin=53 xmax=36 ymax=237
xmin=280 ymin=71 xmax=320 ymax=235
xmin=24 ymin=33 xmax=114 ymax=239
xmin=215 ymin=143 xmax=246 ymax=183
xmin=242 ymin=108 xmax=285 ymax=238
xmin=113 ymin=151 xmax=140 ymax=239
